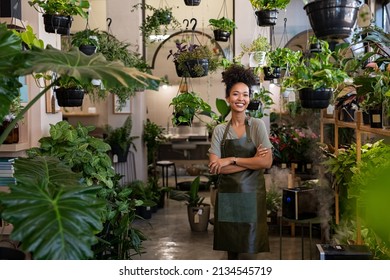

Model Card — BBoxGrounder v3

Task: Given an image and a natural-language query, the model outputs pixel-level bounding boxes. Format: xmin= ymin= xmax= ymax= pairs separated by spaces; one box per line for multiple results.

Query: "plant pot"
xmin=55 ymin=88 xmax=85 ymax=107
xmin=263 ymin=66 xmax=281 ymax=80
xmin=247 ymin=100 xmax=261 ymax=111
xmin=304 ymin=0 xmax=361 ymax=41
xmin=249 ymin=51 xmax=266 ymax=67
xmin=79 ymin=45 xmax=97 ymax=55
xmin=184 ymin=59 xmax=209 ymax=78
xmin=110 ymin=143 xmax=130 ymax=163
xmin=255 ymin=9 xmax=279 ymax=26
xmin=299 ymin=88 xmax=332 ymax=109
xmin=187 ymin=204 xmax=210 ymax=232
xmin=0 ymin=121 xmax=19 ymax=144
xmin=0 ymin=247 xmax=26 ymax=260
xmin=136 ymin=206 xmax=152 ymax=219
xmin=213 ymin=29 xmax=231 ymax=42
xmin=184 ymin=0 xmax=201 ymax=6
xmin=43 ymin=14 xmax=73 ymax=35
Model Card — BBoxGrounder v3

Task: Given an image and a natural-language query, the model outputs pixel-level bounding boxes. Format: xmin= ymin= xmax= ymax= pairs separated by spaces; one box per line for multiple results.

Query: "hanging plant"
xmin=131 ymin=3 xmax=181 ymax=42
xmin=208 ymin=17 xmax=237 ymax=42
xmin=249 ymin=0 xmax=291 ymax=26
xmin=184 ymin=0 xmax=201 ymax=6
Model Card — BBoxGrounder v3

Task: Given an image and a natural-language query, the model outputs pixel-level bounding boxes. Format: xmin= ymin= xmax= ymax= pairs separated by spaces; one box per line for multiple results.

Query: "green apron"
xmin=213 ymin=118 xmax=269 ymax=254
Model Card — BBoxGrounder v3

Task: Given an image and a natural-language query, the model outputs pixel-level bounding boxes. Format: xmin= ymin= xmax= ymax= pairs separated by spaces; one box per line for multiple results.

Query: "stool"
xmin=279 ymin=216 xmax=321 ymax=260
xmin=156 ymin=161 xmax=177 ymax=188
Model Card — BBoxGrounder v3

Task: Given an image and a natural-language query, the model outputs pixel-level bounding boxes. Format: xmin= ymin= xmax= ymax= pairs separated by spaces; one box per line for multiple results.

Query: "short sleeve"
xmin=250 ymin=118 xmax=273 ymax=149
xmin=208 ymin=123 xmax=226 ymax=158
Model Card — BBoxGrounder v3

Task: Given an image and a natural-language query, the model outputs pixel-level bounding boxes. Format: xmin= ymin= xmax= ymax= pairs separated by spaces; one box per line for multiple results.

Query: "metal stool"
xmin=156 ymin=161 xmax=177 ymax=188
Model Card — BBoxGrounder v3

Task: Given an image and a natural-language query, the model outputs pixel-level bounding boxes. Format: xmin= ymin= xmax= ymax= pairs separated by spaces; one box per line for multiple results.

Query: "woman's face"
xmin=226 ymin=82 xmax=250 ymax=113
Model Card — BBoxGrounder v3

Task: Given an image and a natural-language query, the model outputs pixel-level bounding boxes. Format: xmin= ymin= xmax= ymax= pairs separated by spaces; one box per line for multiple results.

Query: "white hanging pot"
xmin=282 ymin=87 xmax=294 ymax=98
xmin=249 ymin=51 xmax=266 ymax=67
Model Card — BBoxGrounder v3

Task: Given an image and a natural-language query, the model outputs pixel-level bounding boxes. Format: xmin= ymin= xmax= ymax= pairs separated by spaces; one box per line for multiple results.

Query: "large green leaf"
xmin=0 ymin=156 xmax=105 ymax=259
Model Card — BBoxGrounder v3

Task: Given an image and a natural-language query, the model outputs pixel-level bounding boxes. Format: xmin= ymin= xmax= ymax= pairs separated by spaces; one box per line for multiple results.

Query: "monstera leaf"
xmin=0 ymin=156 xmax=105 ymax=259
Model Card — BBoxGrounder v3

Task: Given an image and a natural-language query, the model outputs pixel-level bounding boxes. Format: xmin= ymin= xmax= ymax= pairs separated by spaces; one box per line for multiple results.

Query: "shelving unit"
xmin=320 ymin=108 xmax=390 ymax=243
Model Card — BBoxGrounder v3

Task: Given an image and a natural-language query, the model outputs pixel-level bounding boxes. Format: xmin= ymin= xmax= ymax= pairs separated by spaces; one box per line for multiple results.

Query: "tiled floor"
xmin=133 ymin=189 xmax=322 ymax=260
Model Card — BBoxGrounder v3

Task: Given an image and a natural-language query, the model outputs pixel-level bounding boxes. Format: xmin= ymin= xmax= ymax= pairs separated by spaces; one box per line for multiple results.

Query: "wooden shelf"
xmin=62 ymin=113 xmax=99 ymax=117
xmin=0 ymin=142 xmax=30 ymax=152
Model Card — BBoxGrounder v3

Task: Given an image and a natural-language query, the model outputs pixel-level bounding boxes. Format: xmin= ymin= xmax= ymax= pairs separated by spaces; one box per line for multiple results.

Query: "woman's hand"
xmin=208 ymin=158 xmax=233 ymax=174
xmin=256 ymin=144 xmax=269 ymax=158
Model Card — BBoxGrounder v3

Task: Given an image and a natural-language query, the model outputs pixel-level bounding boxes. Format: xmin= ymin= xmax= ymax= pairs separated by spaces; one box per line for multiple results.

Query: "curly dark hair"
xmin=221 ymin=64 xmax=257 ymax=97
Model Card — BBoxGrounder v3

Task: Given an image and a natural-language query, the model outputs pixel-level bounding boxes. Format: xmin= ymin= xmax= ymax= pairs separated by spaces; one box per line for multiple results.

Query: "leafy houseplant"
xmin=264 ymin=47 xmax=302 ymax=80
xmin=236 ymin=36 xmax=271 ymax=68
xmin=131 ymin=3 xmax=181 ymax=42
xmin=208 ymin=17 xmax=237 ymax=42
xmin=103 ymin=115 xmax=139 ymax=163
xmin=169 ymin=176 xmax=210 ymax=232
xmin=28 ymin=0 xmax=90 ymax=35
xmin=169 ymin=91 xmax=212 ymax=126
xmin=71 ymin=28 xmax=99 ymax=55
xmin=0 ymin=156 xmax=105 ymax=259
xmin=247 ymin=86 xmax=274 ymax=118
xmin=167 ymin=41 xmax=220 ymax=77
xmin=249 ymin=0 xmax=290 ymax=26
xmin=282 ymin=39 xmax=349 ymax=109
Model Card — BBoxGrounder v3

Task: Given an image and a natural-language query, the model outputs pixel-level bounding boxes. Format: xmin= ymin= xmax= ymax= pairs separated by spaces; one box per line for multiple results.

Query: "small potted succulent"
xmin=28 ymin=0 xmax=90 ymax=35
xmin=208 ymin=17 xmax=237 ymax=42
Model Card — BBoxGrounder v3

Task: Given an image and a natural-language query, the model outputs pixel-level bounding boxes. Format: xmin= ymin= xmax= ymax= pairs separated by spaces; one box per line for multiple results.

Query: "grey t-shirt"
xmin=208 ymin=117 xmax=273 ymax=158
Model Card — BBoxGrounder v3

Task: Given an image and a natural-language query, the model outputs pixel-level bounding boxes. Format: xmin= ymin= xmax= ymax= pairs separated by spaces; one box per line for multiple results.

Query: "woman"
xmin=208 ymin=64 xmax=273 ymax=260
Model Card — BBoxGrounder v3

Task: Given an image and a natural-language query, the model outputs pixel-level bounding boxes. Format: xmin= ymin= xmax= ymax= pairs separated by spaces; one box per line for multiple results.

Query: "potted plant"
xmin=266 ymin=186 xmax=282 ymax=224
xmin=131 ymin=3 xmax=181 ymax=42
xmin=71 ymin=28 xmax=99 ymax=55
xmin=208 ymin=17 xmax=237 ymax=42
xmin=247 ymin=86 xmax=275 ymax=119
xmin=236 ymin=36 xmax=271 ymax=68
xmin=282 ymin=39 xmax=349 ymax=109
xmin=28 ymin=0 xmax=90 ymax=35
xmin=169 ymin=176 xmax=211 ymax=232
xmin=249 ymin=0 xmax=291 ymax=26
xmin=169 ymin=91 xmax=212 ymax=126
xmin=0 ymin=96 xmax=23 ymax=144
xmin=167 ymin=41 xmax=220 ymax=78
xmin=103 ymin=115 xmax=139 ymax=163
xmin=264 ymin=47 xmax=302 ymax=80
xmin=54 ymin=76 xmax=89 ymax=107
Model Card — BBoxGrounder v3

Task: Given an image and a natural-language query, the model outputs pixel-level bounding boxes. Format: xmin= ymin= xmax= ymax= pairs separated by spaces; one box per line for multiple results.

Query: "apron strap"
xmin=220 ymin=120 xmax=231 ymax=158
xmin=245 ymin=117 xmax=252 ymax=143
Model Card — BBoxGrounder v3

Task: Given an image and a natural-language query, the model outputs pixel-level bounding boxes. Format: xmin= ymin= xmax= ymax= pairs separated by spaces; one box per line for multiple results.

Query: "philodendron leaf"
xmin=0 ymin=156 xmax=105 ymax=260
xmin=19 ymin=45 xmax=159 ymax=91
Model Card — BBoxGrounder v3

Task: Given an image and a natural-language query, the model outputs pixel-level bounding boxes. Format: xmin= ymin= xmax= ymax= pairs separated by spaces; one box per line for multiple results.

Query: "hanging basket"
xmin=43 ymin=14 xmax=73 ymax=35
xmin=304 ymin=0 xmax=361 ymax=41
xmin=255 ymin=9 xmax=279 ymax=26
xmin=213 ymin=29 xmax=231 ymax=42
xmin=263 ymin=66 xmax=281 ymax=80
xmin=299 ymin=88 xmax=332 ymax=109
xmin=249 ymin=51 xmax=266 ymax=67
xmin=184 ymin=0 xmax=201 ymax=6
xmin=78 ymin=45 xmax=97 ymax=55
xmin=247 ymin=100 xmax=261 ymax=111
xmin=175 ymin=59 xmax=209 ymax=78
xmin=55 ymin=88 xmax=85 ymax=107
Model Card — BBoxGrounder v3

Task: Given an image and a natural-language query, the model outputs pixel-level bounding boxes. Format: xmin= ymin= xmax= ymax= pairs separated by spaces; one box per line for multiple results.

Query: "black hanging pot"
xmin=184 ymin=0 xmax=201 ymax=6
xmin=55 ymin=87 xmax=85 ymax=107
xmin=255 ymin=9 xmax=279 ymax=26
xmin=304 ymin=0 xmax=361 ymax=41
xmin=299 ymin=88 xmax=333 ymax=109
xmin=79 ymin=45 xmax=97 ymax=55
xmin=247 ymin=100 xmax=261 ymax=111
xmin=43 ymin=14 xmax=73 ymax=35
xmin=181 ymin=59 xmax=209 ymax=78
xmin=213 ymin=29 xmax=231 ymax=42
xmin=263 ymin=66 xmax=281 ymax=80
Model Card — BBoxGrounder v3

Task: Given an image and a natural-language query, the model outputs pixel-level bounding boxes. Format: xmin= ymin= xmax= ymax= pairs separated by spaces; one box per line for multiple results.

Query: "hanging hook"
xmin=106 ymin=18 xmax=112 ymax=28
xmin=190 ymin=18 xmax=197 ymax=31
xmin=183 ymin=19 xmax=189 ymax=30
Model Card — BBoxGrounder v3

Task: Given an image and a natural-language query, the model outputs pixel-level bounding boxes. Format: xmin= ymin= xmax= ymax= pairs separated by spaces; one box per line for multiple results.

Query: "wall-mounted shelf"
xmin=62 ymin=113 xmax=99 ymax=117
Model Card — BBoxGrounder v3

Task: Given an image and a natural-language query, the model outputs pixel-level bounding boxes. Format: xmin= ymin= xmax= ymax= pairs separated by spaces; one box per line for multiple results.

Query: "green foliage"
xmin=204 ymin=98 xmax=231 ymax=133
xmin=208 ymin=17 xmax=237 ymax=33
xmin=266 ymin=47 xmax=301 ymax=68
xmin=103 ymin=115 xmax=139 ymax=153
xmin=247 ymin=86 xmax=274 ymax=118
xmin=169 ymin=91 xmax=212 ymax=126
xmin=131 ymin=4 xmax=181 ymax=41
xmin=249 ymin=0 xmax=290 ymax=10
xmin=266 ymin=187 xmax=282 ymax=214
xmin=28 ymin=0 xmax=90 ymax=18
xmin=169 ymin=176 xmax=205 ymax=207
xmin=0 ymin=156 xmax=105 ymax=259
xmin=27 ymin=121 xmax=115 ymax=189
xmin=143 ymin=119 xmax=166 ymax=166
xmin=282 ymin=39 xmax=349 ymax=91
xmin=12 ymin=25 xmax=44 ymax=49
xmin=71 ymin=28 xmax=99 ymax=48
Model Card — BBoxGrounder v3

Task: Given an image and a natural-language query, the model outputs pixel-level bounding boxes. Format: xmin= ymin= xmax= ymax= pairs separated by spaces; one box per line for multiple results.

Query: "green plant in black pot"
xmin=169 ymin=91 xmax=212 ymax=126
xmin=264 ymin=47 xmax=301 ymax=80
xmin=103 ymin=115 xmax=139 ymax=163
xmin=167 ymin=41 xmax=220 ymax=77
xmin=249 ymin=0 xmax=290 ymax=26
xmin=247 ymin=86 xmax=274 ymax=118
xmin=71 ymin=28 xmax=99 ymax=55
xmin=131 ymin=3 xmax=180 ymax=41
xmin=208 ymin=17 xmax=236 ymax=42
xmin=28 ymin=0 xmax=90 ymax=35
